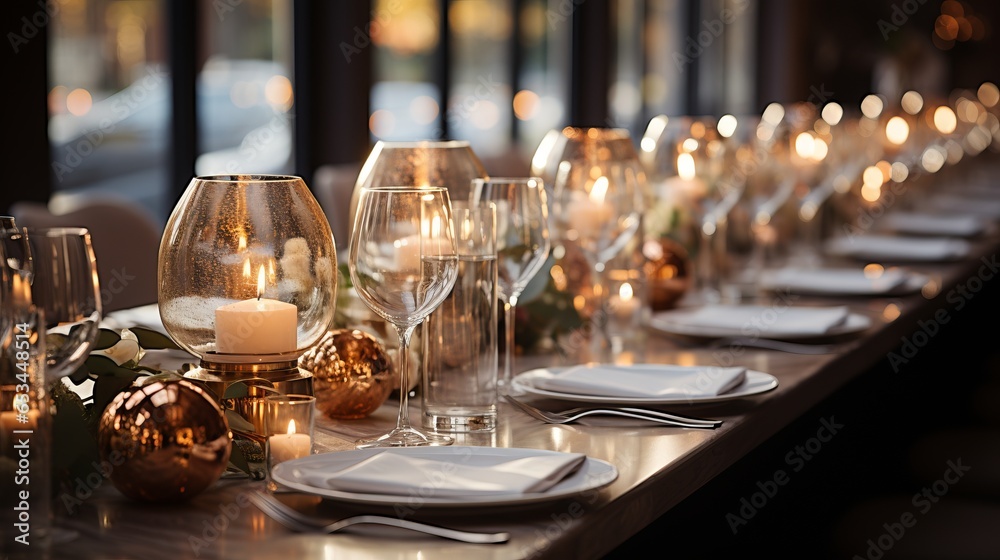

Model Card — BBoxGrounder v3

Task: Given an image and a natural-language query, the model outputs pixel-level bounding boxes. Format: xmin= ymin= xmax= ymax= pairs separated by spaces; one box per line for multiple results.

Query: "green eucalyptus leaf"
xmin=222 ymin=379 xmax=279 ymax=400
xmin=94 ymin=329 xmax=123 ymax=350
xmin=223 ymin=383 xmax=250 ymax=400
xmin=134 ymin=371 xmax=184 ymax=385
xmin=46 ymin=332 xmax=68 ymax=352
xmin=228 ymin=442 xmax=251 ymax=475
xmin=92 ymin=371 xmax=141 ymax=415
xmin=130 ymin=327 xmax=180 ymax=350
xmin=67 ymin=361 xmax=92 ymax=385
xmin=224 ymin=409 xmax=257 ymax=433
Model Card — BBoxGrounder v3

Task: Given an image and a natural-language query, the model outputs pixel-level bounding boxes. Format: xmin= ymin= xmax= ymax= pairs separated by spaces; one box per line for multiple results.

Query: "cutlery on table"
xmin=705 ymin=337 xmax=843 ymax=355
xmin=664 ymin=335 xmax=843 ymax=355
xmin=503 ymin=395 xmax=722 ymax=428
xmin=248 ymin=490 xmax=510 ymax=544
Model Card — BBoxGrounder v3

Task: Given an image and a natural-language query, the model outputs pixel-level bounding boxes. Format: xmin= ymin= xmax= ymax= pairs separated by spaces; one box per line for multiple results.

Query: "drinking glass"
xmin=349 ymin=186 xmax=459 ymax=448
xmin=551 ymin=139 xmax=642 ymax=354
xmin=471 ymin=178 xmax=550 ymax=393
xmin=22 ymin=227 xmax=102 ymax=382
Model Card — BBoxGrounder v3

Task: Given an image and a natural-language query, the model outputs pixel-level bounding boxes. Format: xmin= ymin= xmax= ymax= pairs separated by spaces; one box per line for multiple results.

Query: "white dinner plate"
xmin=648 ymin=309 xmax=872 ymax=340
xmin=511 ymin=368 xmax=778 ymax=404
xmin=270 ymin=446 xmax=618 ymax=508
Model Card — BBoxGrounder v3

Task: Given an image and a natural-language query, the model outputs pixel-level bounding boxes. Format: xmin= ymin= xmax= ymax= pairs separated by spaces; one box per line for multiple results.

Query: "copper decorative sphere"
xmin=97 ymin=379 xmax=232 ymax=502
xmin=298 ymin=329 xmax=394 ymax=419
xmin=643 ymin=237 xmax=692 ymax=311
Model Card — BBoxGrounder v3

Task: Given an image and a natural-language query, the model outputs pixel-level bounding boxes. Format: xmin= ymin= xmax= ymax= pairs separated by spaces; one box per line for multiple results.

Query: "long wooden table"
xmin=47 ymin=175 xmax=1000 ymax=560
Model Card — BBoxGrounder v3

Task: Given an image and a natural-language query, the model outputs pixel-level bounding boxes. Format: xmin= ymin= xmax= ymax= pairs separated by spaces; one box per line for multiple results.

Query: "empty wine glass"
xmin=551 ymin=130 xmax=642 ymax=356
xmin=641 ymin=115 xmax=747 ymax=304
xmin=471 ymin=177 xmax=550 ymax=393
xmin=22 ymin=227 xmax=102 ymax=382
xmin=349 ymin=186 xmax=459 ymax=448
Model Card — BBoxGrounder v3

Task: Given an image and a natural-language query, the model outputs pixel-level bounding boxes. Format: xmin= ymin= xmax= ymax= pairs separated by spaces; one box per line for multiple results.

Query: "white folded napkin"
xmin=924 ymin=196 xmax=1000 ymax=219
xmin=759 ymin=267 xmax=910 ymax=295
xmin=657 ymin=304 xmax=850 ymax=336
xmin=825 ymin=235 xmax=970 ymax=261
xmin=531 ymin=364 xmax=746 ymax=398
xmin=293 ymin=450 xmax=587 ymax=497
xmin=879 ymin=212 xmax=984 ymax=237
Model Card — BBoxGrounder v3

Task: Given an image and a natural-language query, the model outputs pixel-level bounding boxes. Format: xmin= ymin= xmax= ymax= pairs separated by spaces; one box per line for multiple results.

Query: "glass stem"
xmin=594 ymin=265 xmax=611 ymax=357
xmin=502 ymin=297 xmax=516 ymax=392
xmin=394 ymin=324 xmax=415 ymax=431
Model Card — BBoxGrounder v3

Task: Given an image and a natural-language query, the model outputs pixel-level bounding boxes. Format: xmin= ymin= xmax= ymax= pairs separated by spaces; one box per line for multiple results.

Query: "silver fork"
xmin=248 ymin=490 xmax=510 ymax=544
xmin=707 ymin=337 xmax=842 ymax=355
xmin=503 ymin=395 xmax=722 ymax=429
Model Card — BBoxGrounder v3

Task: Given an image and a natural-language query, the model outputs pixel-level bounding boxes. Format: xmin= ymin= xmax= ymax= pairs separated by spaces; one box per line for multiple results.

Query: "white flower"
xmin=92 ymin=328 xmax=144 ymax=367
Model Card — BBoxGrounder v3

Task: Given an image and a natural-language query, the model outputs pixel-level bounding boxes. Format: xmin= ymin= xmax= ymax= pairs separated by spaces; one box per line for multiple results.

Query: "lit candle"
xmin=567 ymin=175 xmax=615 ymax=238
xmin=215 ymin=266 xmax=297 ymax=354
xmin=394 ymin=234 xmax=421 ymax=270
xmin=609 ymin=281 xmax=640 ymax=322
xmin=267 ymin=419 xmax=312 ymax=464
xmin=660 ymin=152 xmax=707 ymax=205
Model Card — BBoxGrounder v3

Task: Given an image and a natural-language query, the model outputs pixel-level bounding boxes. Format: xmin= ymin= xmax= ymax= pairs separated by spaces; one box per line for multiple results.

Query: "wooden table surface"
xmin=45 ymin=188 xmax=1000 ymax=560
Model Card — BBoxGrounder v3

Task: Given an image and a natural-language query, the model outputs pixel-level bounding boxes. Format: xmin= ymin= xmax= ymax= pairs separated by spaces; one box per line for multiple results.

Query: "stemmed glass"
xmin=471 ymin=177 xmax=551 ymax=393
xmin=551 ymin=138 xmax=642 ymax=356
xmin=641 ymin=115 xmax=746 ymax=303
xmin=349 ymin=186 xmax=459 ymax=448
xmin=22 ymin=227 xmax=102 ymax=383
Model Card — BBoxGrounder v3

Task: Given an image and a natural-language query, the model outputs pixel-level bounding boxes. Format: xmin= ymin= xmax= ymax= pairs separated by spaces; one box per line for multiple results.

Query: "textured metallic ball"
xmin=97 ymin=379 xmax=232 ymax=502
xmin=643 ymin=237 xmax=692 ymax=311
xmin=299 ymin=329 xmax=393 ymax=419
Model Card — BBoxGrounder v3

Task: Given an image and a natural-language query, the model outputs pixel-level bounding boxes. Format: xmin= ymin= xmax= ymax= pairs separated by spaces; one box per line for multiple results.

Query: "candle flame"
xmin=794 ymin=132 xmax=815 ymax=159
xmin=619 ymin=282 xmax=633 ymax=301
xmin=287 ymin=419 xmax=296 ymax=434
xmin=242 ymin=258 xmax=251 ymax=278
xmin=589 ymin=176 xmax=609 ymax=204
xmin=257 ymin=265 xmax=265 ymax=299
xmin=885 ymin=116 xmax=909 ymax=145
xmin=677 ymin=153 xmax=696 ymax=181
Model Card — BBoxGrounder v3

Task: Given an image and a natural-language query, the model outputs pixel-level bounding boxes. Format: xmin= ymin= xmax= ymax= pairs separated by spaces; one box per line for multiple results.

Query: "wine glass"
xmin=348 ymin=140 xmax=487 ymax=395
xmin=551 ymin=132 xmax=642 ymax=356
xmin=349 ymin=186 xmax=459 ymax=448
xmin=471 ymin=177 xmax=551 ymax=393
xmin=22 ymin=227 xmax=102 ymax=382
xmin=641 ymin=115 xmax=747 ymax=304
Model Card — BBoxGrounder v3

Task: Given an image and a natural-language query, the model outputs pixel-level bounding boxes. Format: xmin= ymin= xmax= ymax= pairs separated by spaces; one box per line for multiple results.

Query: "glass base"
xmin=423 ymin=409 xmax=497 ymax=433
xmin=355 ymin=427 xmax=453 ymax=449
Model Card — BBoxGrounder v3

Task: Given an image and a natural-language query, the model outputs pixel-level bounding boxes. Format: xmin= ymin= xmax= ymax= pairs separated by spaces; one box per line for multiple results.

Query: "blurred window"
xmin=47 ymin=0 xmax=293 ymax=224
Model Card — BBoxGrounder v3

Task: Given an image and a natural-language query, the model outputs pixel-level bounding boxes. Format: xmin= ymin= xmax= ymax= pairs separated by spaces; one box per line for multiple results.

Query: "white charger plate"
xmin=511 ymin=366 xmax=778 ymax=404
xmin=270 ymin=446 xmax=618 ymax=508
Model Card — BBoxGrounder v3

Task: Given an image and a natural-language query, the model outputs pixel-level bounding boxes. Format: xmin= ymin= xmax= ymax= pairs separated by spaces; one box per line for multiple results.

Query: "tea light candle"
xmin=268 ymin=419 xmax=312 ymax=464
xmin=215 ymin=266 xmax=297 ymax=354
xmin=567 ymin=176 xmax=614 ymax=238
xmin=609 ymin=281 xmax=640 ymax=322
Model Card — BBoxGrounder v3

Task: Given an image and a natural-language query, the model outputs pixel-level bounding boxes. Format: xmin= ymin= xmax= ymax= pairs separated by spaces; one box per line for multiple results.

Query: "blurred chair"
xmin=11 ymin=197 xmax=162 ymax=313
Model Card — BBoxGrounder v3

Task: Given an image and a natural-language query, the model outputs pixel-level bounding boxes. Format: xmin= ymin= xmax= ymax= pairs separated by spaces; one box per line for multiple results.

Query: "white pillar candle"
xmin=566 ymin=176 xmax=614 ymax=238
xmin=215 ymin=266 xmax=297 ymax=354
xmin=268 ymin=420 xmax=312 ymax=464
